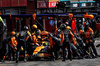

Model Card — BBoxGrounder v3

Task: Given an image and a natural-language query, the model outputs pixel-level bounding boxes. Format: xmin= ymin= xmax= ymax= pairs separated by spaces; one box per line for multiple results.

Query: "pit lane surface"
xmin=0 ymin=40 xmax=100 ymax=66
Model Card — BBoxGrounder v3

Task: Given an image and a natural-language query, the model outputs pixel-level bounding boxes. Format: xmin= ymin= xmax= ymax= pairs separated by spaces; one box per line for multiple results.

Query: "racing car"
xmin=30 ymin=31 xmax=52 ymax=60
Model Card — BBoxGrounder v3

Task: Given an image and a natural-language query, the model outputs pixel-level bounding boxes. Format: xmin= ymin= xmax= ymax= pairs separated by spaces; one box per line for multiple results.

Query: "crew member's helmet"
xmin=24 ymin=26 xmax=28 ymax=30
xmin=60 ymin=24 xmax=66 ymax=30
xmin=11 ymin=31 xmax=15 ymax=36
xmin=85 ymin=22 xmax=89 ymax=28
xmin=66 ymin=26 xmax=71 ymax=30
xmin=57 ymin=28 xmax=61 ymax=33
xmin=32 ymin=24 xmax=37 ymax=29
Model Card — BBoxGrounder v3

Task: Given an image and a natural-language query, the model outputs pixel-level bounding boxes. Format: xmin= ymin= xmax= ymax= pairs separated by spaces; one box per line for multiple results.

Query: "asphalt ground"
xmin=0 ymin=39 xmax=100 ymax=66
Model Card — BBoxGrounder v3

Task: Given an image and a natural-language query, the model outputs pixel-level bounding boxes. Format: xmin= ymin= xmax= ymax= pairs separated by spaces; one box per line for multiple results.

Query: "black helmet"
xmin=57 ymin=28 xmax=61 ymax=33
xmin=60 ymin=24 xmax=66 ymax=30
xmin=24 ymin=26 xmax=28 ymax=30
xmin=85 ymin=22 xmax=89 ymax=27
xmin=56 ymin=34 xmax=61 ymax=38
xmin=85 ymin=22 xmax=89 ymax=29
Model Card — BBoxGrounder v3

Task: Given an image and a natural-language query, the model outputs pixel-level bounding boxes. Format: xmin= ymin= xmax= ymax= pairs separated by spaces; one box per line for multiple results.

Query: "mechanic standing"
xmin=16 ymin=26 xmax=32 ymax=63
xmin=60 ymin=24 xmax=72 ymax=61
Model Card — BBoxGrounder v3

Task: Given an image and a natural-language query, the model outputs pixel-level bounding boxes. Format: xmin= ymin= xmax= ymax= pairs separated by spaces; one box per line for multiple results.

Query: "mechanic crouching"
xmin=83 ymin=22 xmax=99 ymax=58
xmin=49 ymin=28 xmax=61 ymax=60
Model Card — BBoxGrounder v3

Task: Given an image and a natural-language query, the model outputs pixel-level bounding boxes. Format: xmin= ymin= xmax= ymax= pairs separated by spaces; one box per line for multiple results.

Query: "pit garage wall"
xmin=0 ymin=0 xmax=27 ymax=7
xmin=45 ymin=19 xmax=56 ymax=32
xmin=4 ymin=8 xmax=22 ymax=32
